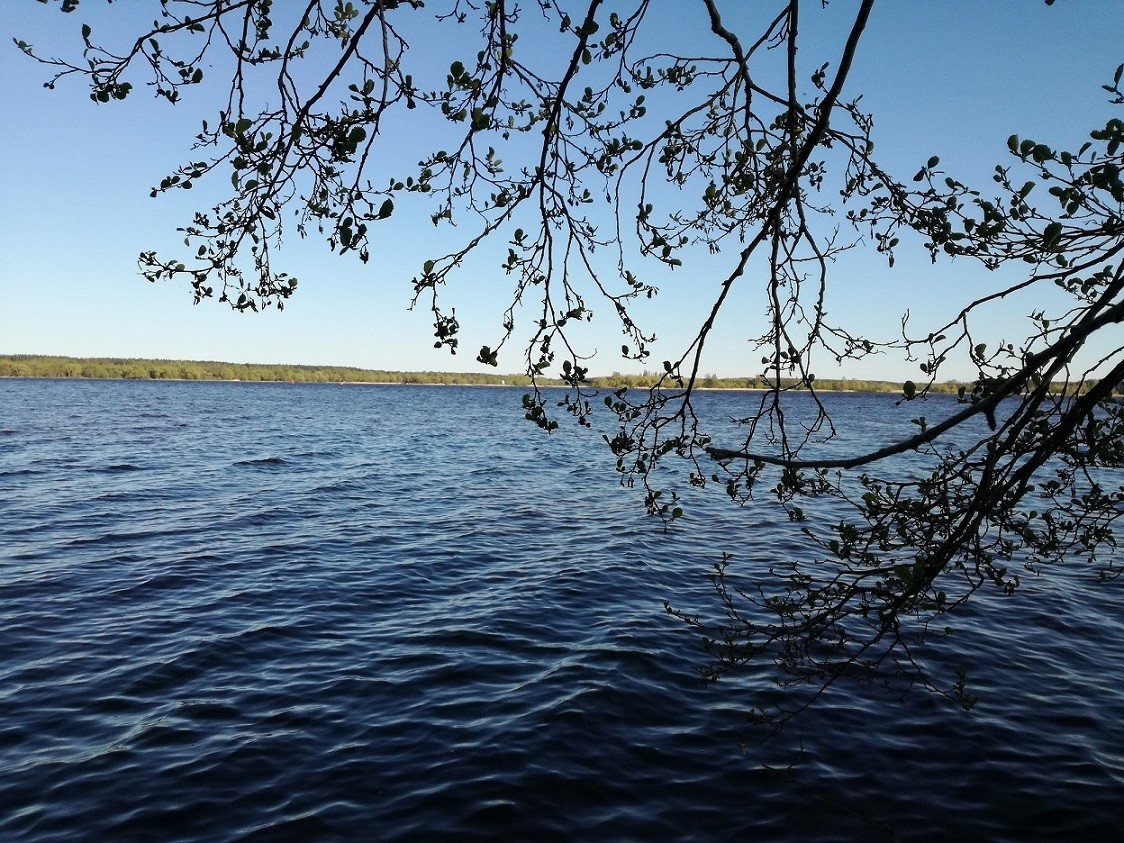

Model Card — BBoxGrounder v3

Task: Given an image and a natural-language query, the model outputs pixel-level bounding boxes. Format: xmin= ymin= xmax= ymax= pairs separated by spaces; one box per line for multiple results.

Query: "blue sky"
xmin=1 ymin=1 xmax=1121 ymax=380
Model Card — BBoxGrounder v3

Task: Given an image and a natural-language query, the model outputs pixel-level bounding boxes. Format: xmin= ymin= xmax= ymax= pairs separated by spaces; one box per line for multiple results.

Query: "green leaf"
xmin=378 ymin=198 xmax=394 ymax=219
xmin=81 ymin=23 xmax=91 ymax=39
xmin=903 ymin=380 xmax=916 ymax=399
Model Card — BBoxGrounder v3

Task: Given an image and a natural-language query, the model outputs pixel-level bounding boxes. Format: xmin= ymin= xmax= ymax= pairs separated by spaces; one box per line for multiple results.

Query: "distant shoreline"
xmin=0 ymin=374 xmax=879 ymax=392
xmin=0 ymin=353 xmax=965 ymax=394
xmin=0 ymin=376 xmax=877 ymax=395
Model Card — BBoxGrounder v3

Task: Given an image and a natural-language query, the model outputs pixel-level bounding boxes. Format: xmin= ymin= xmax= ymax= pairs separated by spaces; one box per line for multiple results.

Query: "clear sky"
xmin=1 ymin=1 xmax=1121 ymax=381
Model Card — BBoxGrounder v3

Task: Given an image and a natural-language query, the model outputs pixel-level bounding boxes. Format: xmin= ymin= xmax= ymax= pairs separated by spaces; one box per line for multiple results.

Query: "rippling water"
xmin=1 ymin=379 xmax=1121 ymax=841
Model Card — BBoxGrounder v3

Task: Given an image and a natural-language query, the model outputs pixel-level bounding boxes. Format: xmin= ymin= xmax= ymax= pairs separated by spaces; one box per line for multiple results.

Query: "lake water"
xmin=1 ymin=379 xmax=1122 ymax=841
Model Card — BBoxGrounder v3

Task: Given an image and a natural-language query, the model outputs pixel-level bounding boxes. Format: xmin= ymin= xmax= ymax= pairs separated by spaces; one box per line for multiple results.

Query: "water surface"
xmin=1 ymin=379 xmax=1121 ymax=840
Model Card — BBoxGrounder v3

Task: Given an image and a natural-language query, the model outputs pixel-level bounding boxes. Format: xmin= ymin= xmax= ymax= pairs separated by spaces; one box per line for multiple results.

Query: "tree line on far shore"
xmin=0 ymin=354 xmax=531 ymax=385
xmin=0 ymin=354 xmax=973 ymax=393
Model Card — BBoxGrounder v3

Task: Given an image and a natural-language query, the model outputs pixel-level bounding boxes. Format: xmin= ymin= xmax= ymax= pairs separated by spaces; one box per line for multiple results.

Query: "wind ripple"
xmin=0 ymin=380 xmax=1121 ymax=841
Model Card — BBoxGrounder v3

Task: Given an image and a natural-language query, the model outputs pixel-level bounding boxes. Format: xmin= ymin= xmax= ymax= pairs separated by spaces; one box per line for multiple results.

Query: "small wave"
xmin=0 ymin=468 xmax=41 ymax=478
xmin=99 ymin=463 xmax=143 ymax=473
xmin=234 ymin=456 xmax=287 ymax=467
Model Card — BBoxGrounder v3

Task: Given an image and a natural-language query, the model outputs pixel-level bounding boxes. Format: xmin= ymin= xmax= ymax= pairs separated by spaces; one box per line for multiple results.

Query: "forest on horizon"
xmin=0 ymin=353 xmax=962 ymax=394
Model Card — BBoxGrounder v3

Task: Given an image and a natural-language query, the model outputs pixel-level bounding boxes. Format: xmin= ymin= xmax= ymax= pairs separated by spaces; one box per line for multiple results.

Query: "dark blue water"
xmin=1 ymin=379 xmax=1121 ymax=841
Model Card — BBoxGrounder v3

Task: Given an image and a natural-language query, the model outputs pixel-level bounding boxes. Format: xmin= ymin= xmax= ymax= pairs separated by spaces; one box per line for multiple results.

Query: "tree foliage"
xmin=17 ymin=0 xmax=1124 ymax=732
